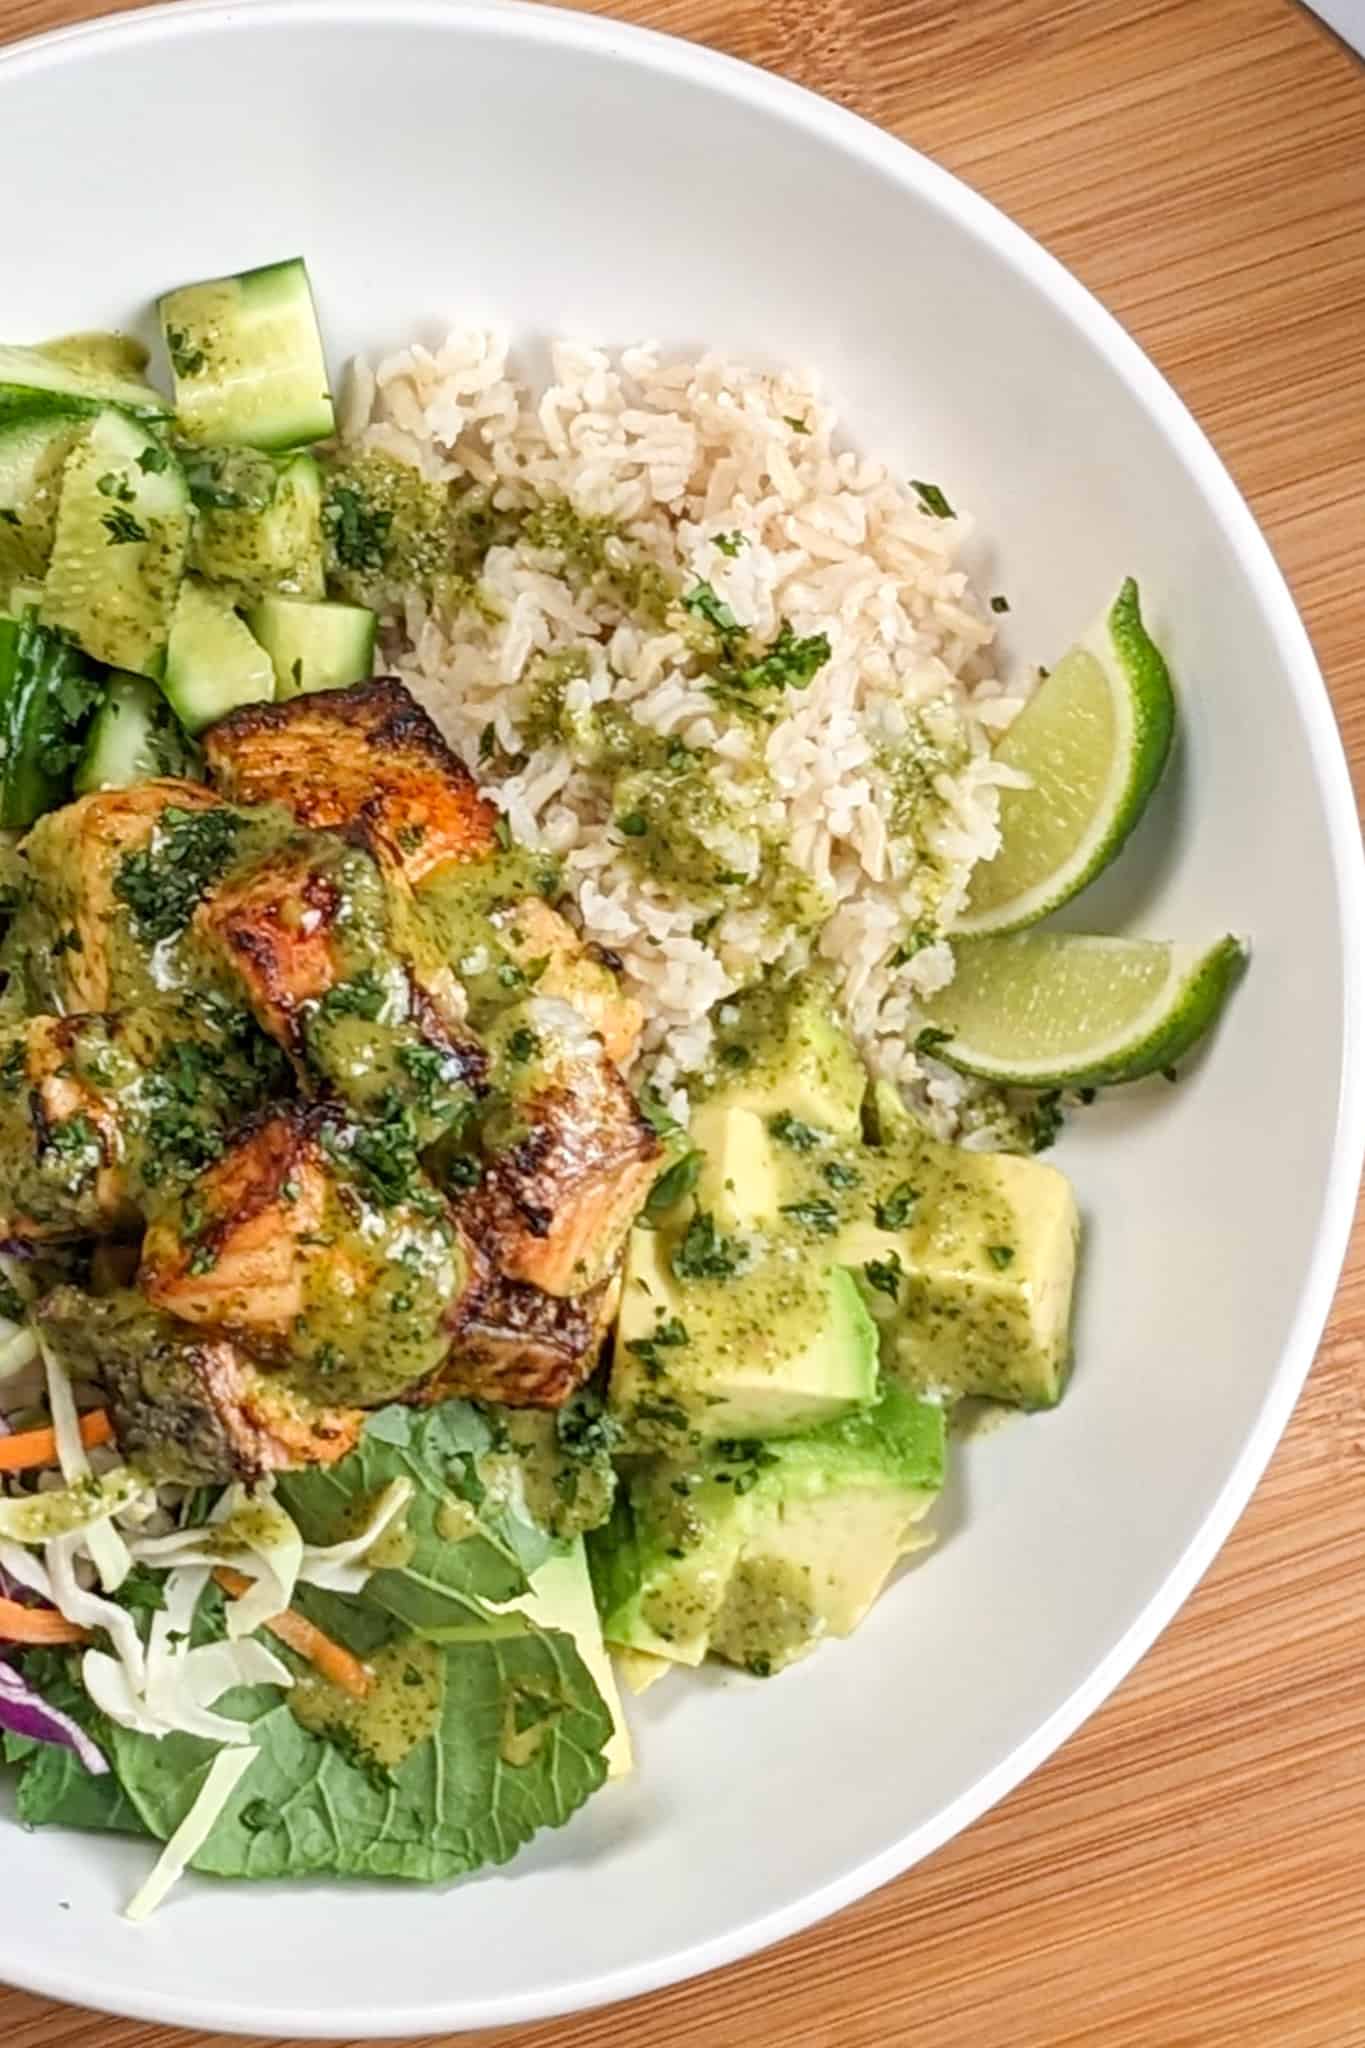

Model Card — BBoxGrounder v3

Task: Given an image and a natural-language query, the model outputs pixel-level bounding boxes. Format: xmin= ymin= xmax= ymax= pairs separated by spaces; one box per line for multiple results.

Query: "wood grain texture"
xmin=2 ymin=0 xmax=1364 ymax=2041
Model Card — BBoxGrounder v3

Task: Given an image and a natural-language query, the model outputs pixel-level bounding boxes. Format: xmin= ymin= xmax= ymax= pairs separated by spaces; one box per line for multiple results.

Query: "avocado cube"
xmin=701 ymin=972 xmax=867 ymax=1137
xmin=611 ymin=1223 xmax=879 ymax=1444
xmin=690 ymin=1103 xmax=782 ymax=1228
xmin=840 ymin=1135 xmax=1080 ymax=1407
xmin=503 ymin=1537 xmax=633 ymax=1778
xmin=589 ymin=1380 xmax=944 ymax=1675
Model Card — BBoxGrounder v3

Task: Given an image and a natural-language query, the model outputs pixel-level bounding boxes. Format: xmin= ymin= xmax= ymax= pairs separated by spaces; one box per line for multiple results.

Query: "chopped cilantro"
xmin=114 ymin=806 xmax=243 ymax=943
xmin=313 ymin=970 xmax=390 ymax=1025
xmin=823 ymin=1159 xmax=860 ymax=1190
xmin=493 ymin=816 xmax=512 ymax=851
xmin=874 ymin=1181 xmax=918 ymax=1230
xmin=783 ymin=414 xmax=810 ymax=434
xmin=137 ymin=444 xmax=171 ymax=475
xmin=478 ymin=722 xmax=496 ymax=763
xmin=987 ymin=1244 xmax=1015 ymax=1269
xmin=616 ymin=812 xmax=648 ymax=838
xmin=1026 ymin=1090 xmax=1064 ymax=1154
xmin=187 ymin=1243 xmax=219 ymax=1277
xmin=890 ymin=930 xmax=936 ymax=968
xmin=95 ymin=471 xmax=135 ymax=504
xmin=505 ymin=1027 xmax=540 ymax=1065
xmin=682 ymin=581 xmax=740 ymax=636
xmin=990 ymin=594 xmax=1010 ymax=614
xmin=863 ymin=1252 xmax=903 ymax=1301
xmin=102 ymin=507 xmax=148 ymax=546
xmin=779 ymin=1195 xmax=839 ymax=1236
xmin=672 ymin=1210 xmax=747 ymax=1281
xmin=713 ymin=531 xmax=747 ymax=557
xmin=768 ymin=1113 xmax=823 ymax=1152
xmin=165 ymin=327 xmax=206 ymax=378
xmin=322 ymin=481 xmax=393 ymax=573
xmin=911 ymin=480 xmax=955 ymax=519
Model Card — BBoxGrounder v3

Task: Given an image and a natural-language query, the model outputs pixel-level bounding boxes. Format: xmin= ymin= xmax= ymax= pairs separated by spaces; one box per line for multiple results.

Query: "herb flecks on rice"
xmin=341 ymin=332 xmax=1023 ymax=1129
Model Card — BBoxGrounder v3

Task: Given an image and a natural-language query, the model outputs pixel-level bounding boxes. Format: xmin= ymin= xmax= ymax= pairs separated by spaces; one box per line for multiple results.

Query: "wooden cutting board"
xmin=2 ymin=1 xmax=1363 ymax=2042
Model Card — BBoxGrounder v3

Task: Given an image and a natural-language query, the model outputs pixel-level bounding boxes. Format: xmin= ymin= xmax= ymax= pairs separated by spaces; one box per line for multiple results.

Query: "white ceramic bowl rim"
xmin=2 ymin=2 xmax=1363 ymax=2034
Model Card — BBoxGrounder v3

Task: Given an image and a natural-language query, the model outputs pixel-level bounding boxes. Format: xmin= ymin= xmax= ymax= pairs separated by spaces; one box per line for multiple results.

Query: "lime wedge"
xmin=919 ymin=932 xmax=1247 ymax=1088
xmin=959 ymin=578 xmax=1176 ymax=935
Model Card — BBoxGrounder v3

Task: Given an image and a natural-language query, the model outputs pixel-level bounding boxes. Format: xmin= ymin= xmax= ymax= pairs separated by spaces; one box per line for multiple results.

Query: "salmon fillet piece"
xmin=437 ymin=1263 xmax=622 ymax=1408
xmin=18 ymin=780 xmax=223 ymax=1011
xmin=459 ymin=1000 xmax=660 ymax=1297
xmin=138 ymin=1105 xmax=478 ymax=1407
xmin=202 ymin=677 xmax=498 ymax=884
xmin=38 ymin=1283 xmax=362 ymax=1485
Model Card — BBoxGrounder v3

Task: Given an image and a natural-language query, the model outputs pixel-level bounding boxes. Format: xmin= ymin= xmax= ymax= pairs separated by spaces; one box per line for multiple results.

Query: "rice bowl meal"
xmin=0 ymin=255 xmax=1245 ymax=1919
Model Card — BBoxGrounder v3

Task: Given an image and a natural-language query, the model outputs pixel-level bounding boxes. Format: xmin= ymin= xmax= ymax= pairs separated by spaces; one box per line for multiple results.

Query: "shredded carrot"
xmin=0 ymin=1408 xmax=115 ymax=1474
xmin=212 ymin=1567 xmax=372 ymax=1700
xmin=0 ymin=1596 xmax=91 ymax=1646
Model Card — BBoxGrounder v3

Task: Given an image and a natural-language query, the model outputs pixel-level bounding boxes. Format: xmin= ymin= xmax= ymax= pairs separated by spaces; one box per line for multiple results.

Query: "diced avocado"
xmin=611 ymin=1220 xmax=878 ymax=1444
xmin=838 ymin=1129 xmax=1080 ymax=1408
xmin=589 ymin=1380 xmax=944 ymax=1675
xmin=699 ymin=971 xmax=867 ymax=1136
xmin=187 ymin=447 xmax=326 ymax=605
xmin=613 ymin=1647 xmax=674 ymax=1697
xmin=689 ymin=1102 xmax=782 ymax=1230
xmin=503 ymin=1538 xmax=632 ymax=1779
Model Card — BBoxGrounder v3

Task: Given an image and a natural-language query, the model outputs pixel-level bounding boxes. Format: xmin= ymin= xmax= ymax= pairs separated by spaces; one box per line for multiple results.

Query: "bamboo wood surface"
xmin=2 ymin=0 xmax=1364 ymax=2041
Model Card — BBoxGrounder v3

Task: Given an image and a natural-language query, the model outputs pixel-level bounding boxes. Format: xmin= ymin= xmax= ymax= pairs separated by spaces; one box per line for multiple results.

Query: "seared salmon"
xmin=38 ymin=1283 xmax=363 ymax=1484
xmin=437 ymin=1261 xmax=621 ymax=1407
xmin=138 ymin=1104 xmax=478 ymax=1407
xmin=202 ymin=677 xmax=498 ymax=884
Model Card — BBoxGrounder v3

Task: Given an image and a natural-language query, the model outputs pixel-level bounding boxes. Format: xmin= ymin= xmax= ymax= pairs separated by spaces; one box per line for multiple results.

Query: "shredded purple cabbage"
xmin=0 ymin=1657 xmax=108 ymax=1776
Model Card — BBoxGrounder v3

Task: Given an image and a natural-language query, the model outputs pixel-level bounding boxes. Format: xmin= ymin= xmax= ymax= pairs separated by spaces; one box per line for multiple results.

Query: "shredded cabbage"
xmin=39 ymin=1332 xmax=130 ymax=1592
xmin=131 ymin=1480 xmax=303 ymax=1638
xmin=46 ymin=1533 xmax=149 ymax=1691
xmin=124 ymin=1745 xmax=260 ymax=1924
xmin=0 ymin=1327 xmax=37 ymax=1381
xmin=296 ymin=1476 xmax=415 ymax=1592
xmin=0 ymin=1466 xmax=146 ymax=1543
xmin=82 ymin=1564 xmax=290 ymax=1743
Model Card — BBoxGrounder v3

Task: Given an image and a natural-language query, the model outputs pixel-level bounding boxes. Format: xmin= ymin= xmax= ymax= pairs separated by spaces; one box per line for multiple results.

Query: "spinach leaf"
xmin=275 ymin=1402 xmax=552 ymax=1634
xmin=2 ymin=1651 xmax=147 ymax=1837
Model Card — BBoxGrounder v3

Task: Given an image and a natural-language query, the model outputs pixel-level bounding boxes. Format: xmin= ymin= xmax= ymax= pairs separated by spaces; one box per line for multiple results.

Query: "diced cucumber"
xmin=159 ymin=257 xmax=335 ymax=451
xmin=0 ymin=340 xmax=170 ymax=424
xmin=187 ymin=447 xmax=325 ymax=604
xmin=75 ymin=671 xmax=198 ymax=793
xmin=36 ymin=332 xmax=152 ymax=381
xmin=0 ymin=413 xmax=82 ymax=589
xmin=0 ymin=609 xmax=104 ymax=829
xmin=39 ymin=410 xmax=191 ymax=679
xmin=162 ymin=581 xmax=275 ymax=733
xmin=247 ymin=593 xmax=376 ymax=698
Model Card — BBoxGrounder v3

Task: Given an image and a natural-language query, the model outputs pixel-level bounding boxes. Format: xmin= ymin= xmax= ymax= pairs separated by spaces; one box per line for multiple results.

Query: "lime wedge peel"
xmin=919 ymin=932 xmax=1248 ymax=1090
xmin=958 ymin=577 xmax=1176 ymax=936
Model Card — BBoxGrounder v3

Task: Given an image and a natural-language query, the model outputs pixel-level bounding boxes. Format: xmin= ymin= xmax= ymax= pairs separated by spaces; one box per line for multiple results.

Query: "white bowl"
xmin=3 ymin=1 xmax=1362 ymax=2034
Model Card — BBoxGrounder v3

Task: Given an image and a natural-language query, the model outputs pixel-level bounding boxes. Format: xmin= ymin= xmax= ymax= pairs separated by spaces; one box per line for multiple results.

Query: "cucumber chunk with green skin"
xmin=39 ymin=410 xmax=190 ymax=678
xmin=247 ymin=592 xmax=376 ymax=698
xmin=159 ymin=257 xmax=336 ymax=451
xmin=162 ymin=581 xmax=275 ymax=733
xmin=75 ymin=671 xmax=198 ymax=792
xmin=0 ymin=414 xmax=82 ymax=588
xmin=0 ymin=609 xmax=104 ymax=828
xmin=187 ymin=447 xmax=325 ymax=604
xmin=35 ymin=332 xmax=152 ymax=381
xmin=0 ymin=340 xmax=170 ymax=424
